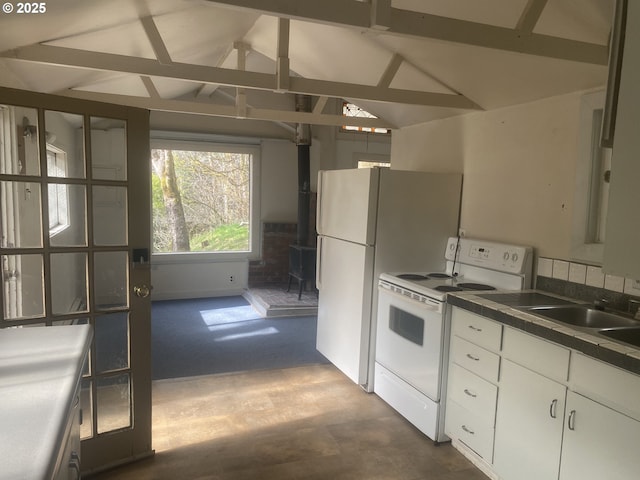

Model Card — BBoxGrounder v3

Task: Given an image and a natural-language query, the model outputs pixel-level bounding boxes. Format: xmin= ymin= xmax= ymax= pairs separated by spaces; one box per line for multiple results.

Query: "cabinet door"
xmin=493 ymin=360 xmax=566 ymax=480
xmin=559 ymin=391 xmax=640 ymax=480
xmin=604 ymin=0 xmax=640 ymax=277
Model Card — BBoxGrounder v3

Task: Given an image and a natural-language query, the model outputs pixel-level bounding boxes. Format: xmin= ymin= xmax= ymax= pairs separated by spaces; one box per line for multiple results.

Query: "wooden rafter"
xmin=276 ymin=17 xmax=290 ymax=92
xmin=140 ymin=16 xmax=172 ymax=65
xmin=377 ymin=53 xmax=403 ymax=88
xmin=0 ymin=43 xmax=480 ymax=109
xmin=205 ymin=0 xmax=608 ymax=65
xmin=54 ymin=89 xmax=396 ymax=129
xmin=516 ymin=0 xmax=549 ymax=34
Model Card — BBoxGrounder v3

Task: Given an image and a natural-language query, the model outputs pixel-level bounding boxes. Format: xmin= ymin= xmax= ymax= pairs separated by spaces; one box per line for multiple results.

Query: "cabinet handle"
xmin=549 ymin=399 xmax=558 ymax=418
xmin=468 ymin=325 xmax=483 ymax=332
xmin=461 ymin=425 xmax=475 ymax=435
xmin=466 ymin=353 xmax=480 ymax=361
xmin=568 ymin=410 xmax=576 ymax=430
xmin=463 ymin=388 xmax=477 ymax=398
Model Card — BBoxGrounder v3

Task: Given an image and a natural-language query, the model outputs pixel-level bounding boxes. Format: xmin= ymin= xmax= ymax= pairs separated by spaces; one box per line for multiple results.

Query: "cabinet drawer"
xmin=446 ymin=399 xmax=494 ymax=462
xmin=451 ymin=336 xmax=500 ymax=383
xmin=570 ymin=353 xmax=640 ymax=421
xmin=501 ymin=327 xmax=570 ymax=383
xmin=452 ymin=308 xmax=502 ymax=351
xmin=448 ymin=363 xmax=498 ymax=425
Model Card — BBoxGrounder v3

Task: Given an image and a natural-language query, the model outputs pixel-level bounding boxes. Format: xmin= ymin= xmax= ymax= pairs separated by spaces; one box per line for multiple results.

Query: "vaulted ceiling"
xmin=0 ymin=0 xmax=614 ymax=133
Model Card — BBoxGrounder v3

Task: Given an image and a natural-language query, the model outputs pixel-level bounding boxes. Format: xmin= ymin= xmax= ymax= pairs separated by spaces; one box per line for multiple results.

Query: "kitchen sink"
xmin=598 ymin=327 xmax=640 ymax=348
xmin=523 ymin=305 xmax=639 ymax=329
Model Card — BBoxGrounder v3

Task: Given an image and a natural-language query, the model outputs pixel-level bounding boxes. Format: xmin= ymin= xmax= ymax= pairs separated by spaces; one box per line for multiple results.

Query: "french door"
xmin=0 ymin=87 xmax=152 ymax=473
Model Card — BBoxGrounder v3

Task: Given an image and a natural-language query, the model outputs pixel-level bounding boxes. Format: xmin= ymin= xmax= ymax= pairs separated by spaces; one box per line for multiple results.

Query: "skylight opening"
xmin=342 ymin=102 xmax=391 ymax=134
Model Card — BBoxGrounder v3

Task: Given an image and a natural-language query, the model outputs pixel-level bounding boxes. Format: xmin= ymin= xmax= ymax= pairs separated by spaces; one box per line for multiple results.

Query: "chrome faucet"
xmin=594 ymin=298 xmax=609 ymax=311
xmin=628 ymin=299 xmax=640 ymax=320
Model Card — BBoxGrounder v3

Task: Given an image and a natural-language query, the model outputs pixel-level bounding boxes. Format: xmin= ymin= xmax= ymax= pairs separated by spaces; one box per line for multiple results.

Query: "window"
xmin=47 ymin=145 xmax=69 ymax=236
xmin=585 ymin=108 xmax=611 ymax=244
xmin=571 ymin=91 xmax=610 ymax=264
xmin=151 ymin=141 xmax=259 ymax=256
xmin=342 ymin=102 xmax=391 ymax=134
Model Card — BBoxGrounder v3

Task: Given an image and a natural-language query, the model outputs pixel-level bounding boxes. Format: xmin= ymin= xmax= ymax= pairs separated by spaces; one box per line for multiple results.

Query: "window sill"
xmin=49 ymin=224 xmax=70 ymax=238
xmin=151 ymin=251 xmax=257 ymax=265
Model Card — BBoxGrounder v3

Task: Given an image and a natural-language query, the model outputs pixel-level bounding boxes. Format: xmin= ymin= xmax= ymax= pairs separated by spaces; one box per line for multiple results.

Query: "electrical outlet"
xmin=229 ymin=275 xmax=234 ymax=283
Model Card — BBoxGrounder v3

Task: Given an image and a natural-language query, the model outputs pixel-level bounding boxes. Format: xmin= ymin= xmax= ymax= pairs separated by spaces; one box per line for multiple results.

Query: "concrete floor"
xmin=90 ymin=364 xmax=487 ymax=480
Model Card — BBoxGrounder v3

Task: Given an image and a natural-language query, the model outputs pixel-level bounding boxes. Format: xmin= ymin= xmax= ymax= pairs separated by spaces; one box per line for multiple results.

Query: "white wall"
xmin=151 ymin=260 xmax=248 ymax=301
xmin=391 ymin=92 xmax=583 ymax=259
xmin=335 ymin=132 xmax=391 ymax=170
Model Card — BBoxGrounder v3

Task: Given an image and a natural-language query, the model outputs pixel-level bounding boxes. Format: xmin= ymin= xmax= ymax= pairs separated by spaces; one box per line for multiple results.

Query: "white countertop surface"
xmin=0 ymin=324 xmax=92 ymax=480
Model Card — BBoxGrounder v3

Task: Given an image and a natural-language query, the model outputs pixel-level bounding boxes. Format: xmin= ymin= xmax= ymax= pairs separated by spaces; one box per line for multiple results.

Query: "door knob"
xmin=133 ymin=285 xmax=151 ymax=298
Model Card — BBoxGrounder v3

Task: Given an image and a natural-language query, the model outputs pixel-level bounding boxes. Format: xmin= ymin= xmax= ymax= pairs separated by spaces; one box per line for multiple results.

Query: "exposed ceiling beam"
xmin=194 ymin=83 xmax=219 ymax=98
xmin=1 ymin=44 xmax=480 ymax=109
xmin=276 ymin=17 xmax=290 ymax=92
xmin=288 ymin=75 xmax=478 ymax=109
xmin=204 ymin=0 xmax=608 ymax=65
xmin=516 ymin=0 xmax=549 ymax=34
xmin=214 ymin=88 xmax=296 ymax=134
xmin=140 ymin=16 xmax=173 ymax=65
xmin=234 ymin=41 xmax=248 ymax=118
xmin=55 ymin=88 xmax=397 ymax=128
xmin=370 ymin=0 xmax=392 ymax=31
xmin=377 ymin=53 xmax=403 ymax=88
xmin=140 ymin=76 xmax=161 ymax=98
xmin=313 ymin=96 xmax=328 ymax=115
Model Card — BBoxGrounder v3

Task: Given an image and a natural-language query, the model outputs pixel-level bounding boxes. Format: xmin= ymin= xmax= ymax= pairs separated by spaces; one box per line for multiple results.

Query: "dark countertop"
xmin=448 ymin=290 xmax=640 ymax=376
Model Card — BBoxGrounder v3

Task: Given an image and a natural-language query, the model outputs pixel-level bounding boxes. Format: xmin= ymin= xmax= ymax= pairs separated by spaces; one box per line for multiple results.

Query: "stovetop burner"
xmin=380 ymin=272 xmax=501 ymax=301
xmin=427 ymin=273 xmax=452 ymax=279
xmin=457 ymin=282 xmax=496 ymax=291
xmin=397 ymin=274 xmax=430 ymax=280
xmin=435 ymin=285 xmax=463 ymax=292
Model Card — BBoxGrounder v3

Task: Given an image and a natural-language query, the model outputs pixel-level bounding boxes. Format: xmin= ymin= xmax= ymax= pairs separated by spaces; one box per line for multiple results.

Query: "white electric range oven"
xmin=374 ymin=237 xmax=533 ymax=442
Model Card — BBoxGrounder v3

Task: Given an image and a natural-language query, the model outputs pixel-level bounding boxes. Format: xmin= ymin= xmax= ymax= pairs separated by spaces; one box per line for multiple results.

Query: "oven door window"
xmin=389 ymin=306 xmax=424 ymax=346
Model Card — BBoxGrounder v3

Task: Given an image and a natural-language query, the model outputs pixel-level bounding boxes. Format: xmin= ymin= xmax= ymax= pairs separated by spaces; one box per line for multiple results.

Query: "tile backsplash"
xmin=535 ymin=257 xmax=640 ymax=311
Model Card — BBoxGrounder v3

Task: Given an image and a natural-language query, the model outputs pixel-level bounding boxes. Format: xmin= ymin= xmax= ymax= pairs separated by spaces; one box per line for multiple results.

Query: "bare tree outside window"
xmin=151 ymin=148 xmax=251 ymax=253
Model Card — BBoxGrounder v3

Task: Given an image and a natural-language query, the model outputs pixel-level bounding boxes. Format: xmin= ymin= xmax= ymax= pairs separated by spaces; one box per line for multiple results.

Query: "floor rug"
xmin=151 ymin=296 xmax=328 ymax=380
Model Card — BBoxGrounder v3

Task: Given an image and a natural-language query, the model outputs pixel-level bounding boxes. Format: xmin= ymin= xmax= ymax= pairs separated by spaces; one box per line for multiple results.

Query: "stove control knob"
xmin=512 ymin=253 xmax=519 ymax=262
xmin=503 ymin=252 xmax=510 ymax=261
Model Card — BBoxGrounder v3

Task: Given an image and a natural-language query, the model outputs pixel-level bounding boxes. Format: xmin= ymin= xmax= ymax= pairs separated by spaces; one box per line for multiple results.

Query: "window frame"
xmin=341 ymin=102 xmax=391 ymax=135
xmin=571 ymin=90 xmax=609 ymax=265
xmin=46 ymin=144 xmax=71 ymax=237
xmin=149 ymin=138 xmax=261 ymax=263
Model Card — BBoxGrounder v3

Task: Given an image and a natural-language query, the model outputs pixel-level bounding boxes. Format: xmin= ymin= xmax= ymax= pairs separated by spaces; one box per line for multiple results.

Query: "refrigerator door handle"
xmin=316 ymin=236 xmax=323 ymax=290
xmin=316 ymin=171 xmax=323 ymax=233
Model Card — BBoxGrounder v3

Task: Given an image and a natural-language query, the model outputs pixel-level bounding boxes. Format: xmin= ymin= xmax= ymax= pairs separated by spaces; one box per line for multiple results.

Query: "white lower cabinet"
xmin=446 ymin=309 xmax=501 ymax=466
xmin=446 ymin=399 xmax=495 ymax=461
xmin=447 ymin=307 xmax=640 ymax=480
xmin=53 ymin=392 xmax=81 ymax=480
xmin=559 ymin=391 xmax=640 ymax=480
xmin=493 ymin=359 xmax=566 ymax=480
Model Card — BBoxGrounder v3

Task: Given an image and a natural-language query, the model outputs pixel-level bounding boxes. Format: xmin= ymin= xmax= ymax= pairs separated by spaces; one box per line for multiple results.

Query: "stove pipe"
xmin=295 ymin=95 xmax=312 ymax=246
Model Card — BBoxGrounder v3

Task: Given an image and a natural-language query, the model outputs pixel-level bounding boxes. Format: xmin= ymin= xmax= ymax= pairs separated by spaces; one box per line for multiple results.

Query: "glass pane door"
xmin=0 ymin=89 xmax=152 ymax=474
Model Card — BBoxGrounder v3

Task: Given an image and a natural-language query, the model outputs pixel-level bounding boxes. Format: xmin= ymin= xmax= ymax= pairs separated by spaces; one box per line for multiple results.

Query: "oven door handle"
xmin=378 ymin=286 xmax=443 ymax=313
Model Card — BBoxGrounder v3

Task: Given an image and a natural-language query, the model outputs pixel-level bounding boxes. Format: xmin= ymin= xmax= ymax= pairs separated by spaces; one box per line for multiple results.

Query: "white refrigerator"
xmin=315 ymin=167 xmax=462 ymax=391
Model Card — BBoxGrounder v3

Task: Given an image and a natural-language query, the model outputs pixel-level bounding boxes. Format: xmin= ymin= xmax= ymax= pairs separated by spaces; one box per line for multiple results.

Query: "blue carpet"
xmin=151 ymin=296 xmax=328 ymax=380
